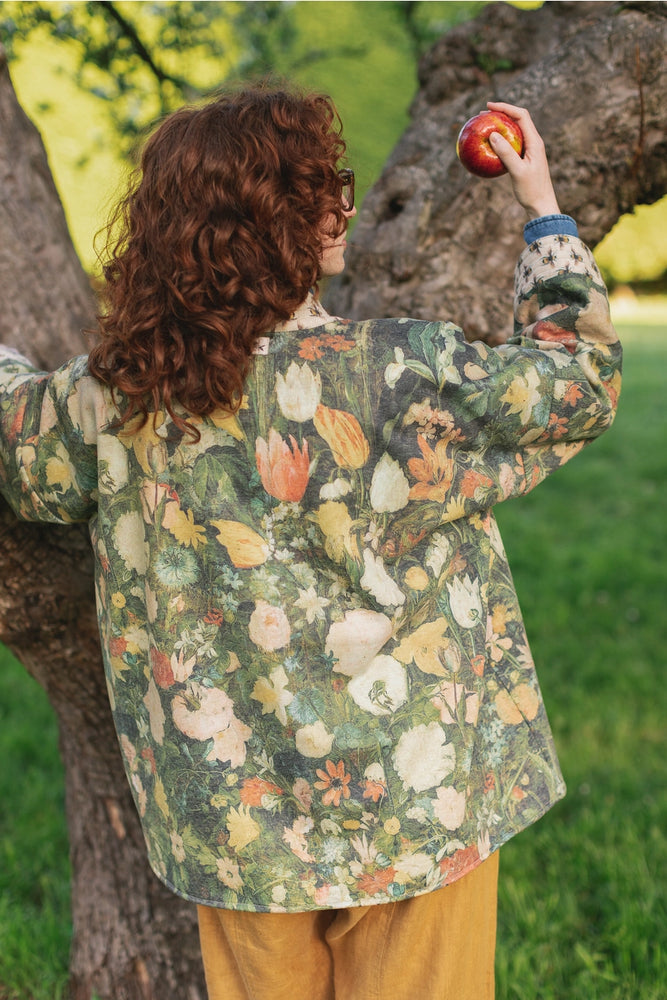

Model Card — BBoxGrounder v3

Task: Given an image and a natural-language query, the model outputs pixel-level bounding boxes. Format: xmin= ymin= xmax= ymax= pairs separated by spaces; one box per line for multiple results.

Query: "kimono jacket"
xmin=0 ymin=231 xmax=622 ymax=912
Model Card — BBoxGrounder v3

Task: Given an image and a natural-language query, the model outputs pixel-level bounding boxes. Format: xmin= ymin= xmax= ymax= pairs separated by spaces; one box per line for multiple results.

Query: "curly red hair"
xmin=89 ymin=86 xmax=347 ymax=434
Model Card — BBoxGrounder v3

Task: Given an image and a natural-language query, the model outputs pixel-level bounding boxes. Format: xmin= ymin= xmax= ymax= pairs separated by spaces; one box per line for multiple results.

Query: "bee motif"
xmin=541 ymin=249 xmax=557 ymax=267
xmin=570 ymin=249 xmax=584 ymax=265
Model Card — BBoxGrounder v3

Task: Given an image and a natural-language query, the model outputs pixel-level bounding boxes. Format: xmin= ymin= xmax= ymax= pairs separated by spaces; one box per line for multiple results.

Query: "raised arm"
xmin=486 ymin=101 xmax=561 ymax=220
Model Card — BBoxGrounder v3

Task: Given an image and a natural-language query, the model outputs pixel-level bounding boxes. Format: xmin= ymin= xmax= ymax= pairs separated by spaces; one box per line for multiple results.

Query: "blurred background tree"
xmin=2 ymin=0 xmax=665 ymax=287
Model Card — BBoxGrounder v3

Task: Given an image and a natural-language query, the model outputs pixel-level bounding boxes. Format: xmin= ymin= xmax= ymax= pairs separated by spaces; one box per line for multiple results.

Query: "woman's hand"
xmin=486 ymin=102 xmax=561 ymax=220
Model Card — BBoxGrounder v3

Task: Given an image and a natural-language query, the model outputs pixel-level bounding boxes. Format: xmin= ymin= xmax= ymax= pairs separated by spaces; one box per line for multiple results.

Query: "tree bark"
xmin=329 ymin=1 xmax=667 ymax=342
xmin=0 ymin=46 xmax=206 ymax=1000
xmin=1 ymin=2 xmax=666 ymax=996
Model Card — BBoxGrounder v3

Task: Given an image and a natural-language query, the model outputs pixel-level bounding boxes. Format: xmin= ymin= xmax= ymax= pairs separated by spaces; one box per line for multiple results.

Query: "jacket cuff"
xmin=523 ymin=214 xmax=579 ymax=244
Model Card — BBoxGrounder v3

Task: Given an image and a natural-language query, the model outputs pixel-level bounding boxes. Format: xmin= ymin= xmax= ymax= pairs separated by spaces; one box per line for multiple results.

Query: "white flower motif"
xmin=319 ymin=477 xmax=352 ymax=500
xmin=446 ymin=574 xmax=483 ymax=629
xmin=143 ymin=677 xmax=165 ymax=745
xmin=393 ymin=852 xmax=434 ymax=878
xmin=360 ymin=549 xmax=406 ymax=608
xmin=172 ymin=683 xmax=233 ymax=741
xmin=364 ymin=762 xmax=386 ymax=783
xmin=325 ymin=609 xmax=393 ymax=677
xmin=425 ymin=532 xmax=452 ymax=576
xmin=100 ymin=436 xmax=130 ymax=490
xmin=275 ymin=361 xmax=322 ymax=422
xmin=393 ymin=722 xmax=455 ymax=792
xmin=251 ymin=665 xmax=294 ymax=725
xmin=207 ymin=715 xmax=252 ymax=767
xmin=369 ymin=452 xmax=411 ymax=513
xmin=433 ymin=785 xmax=467 ymax=830
xmin=384 ymin=346 xmax=407 ymax=388
xmin=113 ymin=510 xmax=148 ymax=574
xmin=248 ymin=600 xmax=291 ymax=651
xmin=295 ymin=720 xmax=334 ymax=758
xmin=294 ymin=586 xmax=330 ymax=624
xmin=347 ymin=655 xmax=408 ymax=716
xmin=170 ymin=831 xmax=186 ymax=863
xmin=217 ymin=858 xmax=243 ymax=890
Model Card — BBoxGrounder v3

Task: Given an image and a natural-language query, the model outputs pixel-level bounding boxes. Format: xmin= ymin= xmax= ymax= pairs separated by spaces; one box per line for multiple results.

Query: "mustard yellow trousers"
xmin=197 ymin=850 xmax=499 ymax=1000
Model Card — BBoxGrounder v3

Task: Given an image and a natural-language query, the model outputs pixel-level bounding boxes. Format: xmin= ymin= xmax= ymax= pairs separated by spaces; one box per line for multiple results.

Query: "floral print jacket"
xmin=0 ymin=233 xmax=621 ymax=912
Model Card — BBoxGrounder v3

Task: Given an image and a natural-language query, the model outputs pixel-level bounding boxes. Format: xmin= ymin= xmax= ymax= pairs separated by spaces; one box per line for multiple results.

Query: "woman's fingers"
xmin=483 ymin=102 xmax=559 ymax=218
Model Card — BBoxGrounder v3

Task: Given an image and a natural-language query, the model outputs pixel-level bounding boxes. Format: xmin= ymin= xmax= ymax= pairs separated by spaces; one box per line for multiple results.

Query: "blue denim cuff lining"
xmin=523 ymin=214 xmax=579 ymax=243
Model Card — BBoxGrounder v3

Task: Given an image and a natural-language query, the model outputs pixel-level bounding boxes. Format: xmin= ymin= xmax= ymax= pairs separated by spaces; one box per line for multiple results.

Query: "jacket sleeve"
xmin=379 ymin=233 xmax=622 ymax=522
xmin=0 ymin=349 xmax=100 ymax=523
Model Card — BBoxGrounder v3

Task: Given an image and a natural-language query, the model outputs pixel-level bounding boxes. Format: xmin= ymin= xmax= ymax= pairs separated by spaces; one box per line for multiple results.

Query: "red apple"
xmin=456 ymin=111 xmax=524 ymax=178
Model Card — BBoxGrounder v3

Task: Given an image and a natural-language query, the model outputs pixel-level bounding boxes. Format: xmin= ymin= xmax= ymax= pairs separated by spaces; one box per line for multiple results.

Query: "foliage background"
xmin=1 ymin=0 xmax=667 ymax=285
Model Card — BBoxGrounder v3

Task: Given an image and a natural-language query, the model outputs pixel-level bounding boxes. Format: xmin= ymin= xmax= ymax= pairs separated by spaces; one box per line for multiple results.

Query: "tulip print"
xmin=275 ymin=361 xmax=322 ymax=421
xmin=256 ymin=428 xmax=310 ymax=502
xmin=313 ymin=404 xmax=370 ymax=469
xmin=446 ymin=574 xmax=483 ymax=629
xmin=0 ymin=229 xmax=621 ymax=912
xmin=211 ymin=519 xmax=270 ymax=568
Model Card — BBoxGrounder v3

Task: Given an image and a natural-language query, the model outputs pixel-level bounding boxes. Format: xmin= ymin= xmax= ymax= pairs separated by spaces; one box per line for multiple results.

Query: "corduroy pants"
xmin=197 ymin=850 xmax=499 ymax=1000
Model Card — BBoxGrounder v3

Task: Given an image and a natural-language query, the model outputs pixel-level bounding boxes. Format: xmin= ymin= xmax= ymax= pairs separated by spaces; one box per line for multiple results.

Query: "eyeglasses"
xmin=338 ymin=168 xmax=355 ymax=212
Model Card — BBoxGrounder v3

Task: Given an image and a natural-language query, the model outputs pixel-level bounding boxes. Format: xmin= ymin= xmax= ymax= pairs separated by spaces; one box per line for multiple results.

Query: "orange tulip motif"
xmin=313 ymin=404 xmax=370 ymax=470
xmin=256 ymin=428 xmax=310 ymax=502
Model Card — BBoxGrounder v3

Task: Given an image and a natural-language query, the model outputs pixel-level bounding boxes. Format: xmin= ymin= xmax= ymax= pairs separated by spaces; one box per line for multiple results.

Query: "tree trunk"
xmin=1 ymin=2 xmax=666 ymax=996
xmin=0 ymin=46 xmax=206 ymax=1000
xmin=329 ymin=1 xmax=667 ymax=342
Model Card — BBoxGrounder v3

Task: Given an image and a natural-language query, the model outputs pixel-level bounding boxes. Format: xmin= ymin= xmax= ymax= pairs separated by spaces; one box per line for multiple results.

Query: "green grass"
xmin=495 ymin=316 xmax=667 ymax=998
xmin=0 ymin=650 xmax=71 ymax=1000
xmin=0 ymin=315 xmax=666 ymax=998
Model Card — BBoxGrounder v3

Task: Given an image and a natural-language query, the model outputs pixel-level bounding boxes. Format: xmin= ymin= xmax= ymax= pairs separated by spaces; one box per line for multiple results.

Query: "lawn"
xmin=0 ymin=310 xmax=665 ymax=999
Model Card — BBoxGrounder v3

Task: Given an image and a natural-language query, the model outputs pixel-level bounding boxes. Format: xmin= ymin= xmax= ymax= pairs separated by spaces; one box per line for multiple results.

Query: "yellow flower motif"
xmin=404 ymin=566 xmax=429 ymax=591
xmin=251 ymin=665 xmax=294 ymax=725
xmin=500 ymin=367 xmax=541 ymax=424
xmin=120 ymin=412 xmax=167 ymax=475
xmin=208 ymin=409 xmax=245 ymax=441
xmin=163 ymin=502 xmax=207 ymax=550
xmin=383 ymin=816 xmax=401 ymax=835
xmin=316 ymin=501 xmax=359 ymax=563
xmin=393 ymin=618 xmax=451 ymax=677
xmin=111 ymin=591 xmax=126 ymax=609
xmin=212 ymin=519 xmax=270 ymax=568
xmin=314 ymin=404 xmax=369 ymax=469
xmin=45 ymin=443 xmax=76 ymax=490
xmin=153 ymin=776 xmax=169 ymax=819
xmin=443 ymin=496 xmax=467 ymax=522
xmin=342 ymin=819 xmax=361 ymax=830
xmin=494 ymin=684 xmax=540 ymax=725
xmin=227 ymin=804 xmax=260 ymax=852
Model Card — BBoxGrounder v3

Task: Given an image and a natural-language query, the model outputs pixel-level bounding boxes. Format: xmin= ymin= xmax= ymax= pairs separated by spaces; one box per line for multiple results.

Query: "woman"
xmin=0 ymin=88 xmax=621 ymax=999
